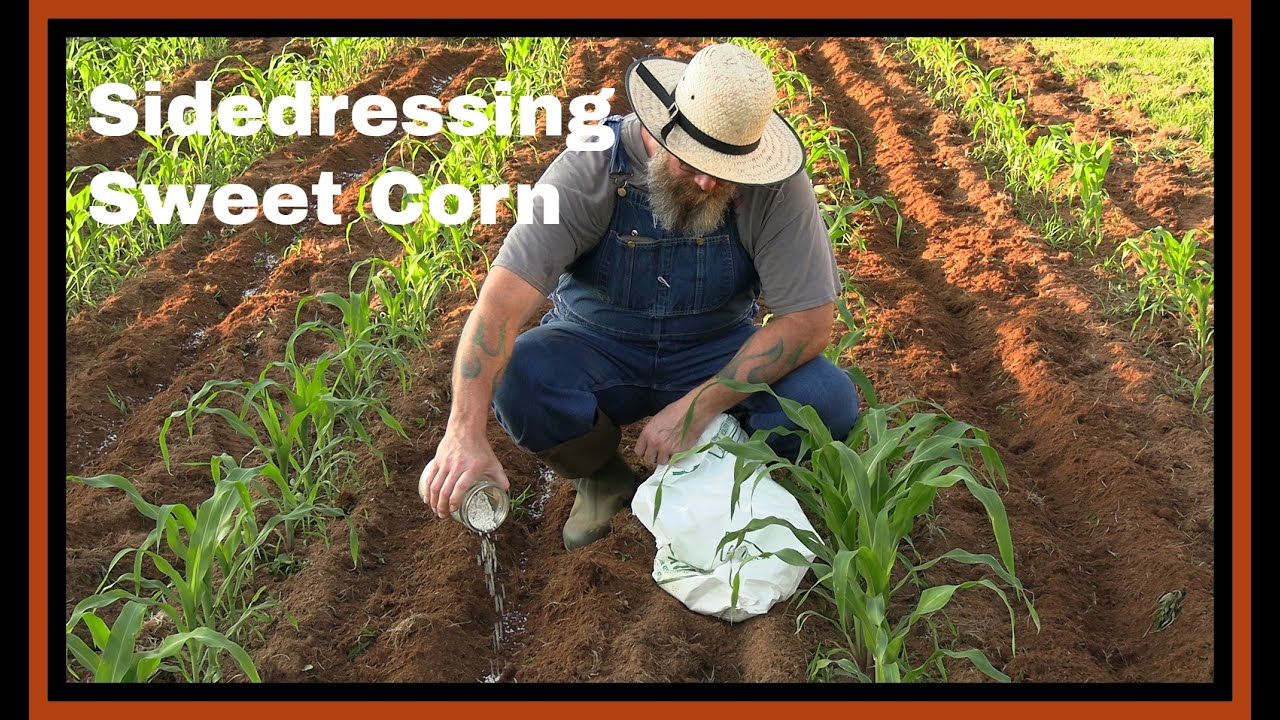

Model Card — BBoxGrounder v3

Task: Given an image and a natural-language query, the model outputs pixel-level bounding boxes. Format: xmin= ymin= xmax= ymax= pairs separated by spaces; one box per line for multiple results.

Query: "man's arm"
xmin=420 ymin=266 xmax=545 ymax=518
xmin=633 ymin=303 xmax=834 ymax=466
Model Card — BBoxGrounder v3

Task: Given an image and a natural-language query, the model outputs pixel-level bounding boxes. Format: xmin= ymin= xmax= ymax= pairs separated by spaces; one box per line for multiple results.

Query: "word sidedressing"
xmin=85 ymin=81 xmax=613 ymax=227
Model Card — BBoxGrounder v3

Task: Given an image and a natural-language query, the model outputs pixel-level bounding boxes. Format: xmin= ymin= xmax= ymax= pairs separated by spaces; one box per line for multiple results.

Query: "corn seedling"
xmin=1063 ymin=136 xmax=1112 ymax=249
xmin=292 ymin=290 xmax=414 ymax=400
xmin=704 ymin=382 xmax=1039 ymax=682
xmin=1111 ymin=226 xmax=1215 ymax=362
xmin=823 ymin=277 xmax=878 ymax=409
xmin=65 ymin=457 xmax=320 ymax=682
xmin=901 ymin=38 xmax=1114 ymax=252
xmin=159 ymin=347 xmax=390 ymax=552
xmin=106 ymin=385 xmax=130 ymax=416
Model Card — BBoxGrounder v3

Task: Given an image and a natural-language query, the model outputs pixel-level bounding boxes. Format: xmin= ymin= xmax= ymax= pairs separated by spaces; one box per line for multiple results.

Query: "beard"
xmin=646 ymin=148 xmax=737 ymax=236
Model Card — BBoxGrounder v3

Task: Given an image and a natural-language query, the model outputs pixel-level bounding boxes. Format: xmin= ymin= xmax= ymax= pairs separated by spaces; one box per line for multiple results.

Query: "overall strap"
xmin=604 ymin=115 xmax=631 ymax=183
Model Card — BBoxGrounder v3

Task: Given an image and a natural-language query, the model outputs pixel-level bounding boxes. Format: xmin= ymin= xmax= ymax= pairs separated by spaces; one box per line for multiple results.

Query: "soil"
xmin=61 ymin=37 xmax=1218 ymax=684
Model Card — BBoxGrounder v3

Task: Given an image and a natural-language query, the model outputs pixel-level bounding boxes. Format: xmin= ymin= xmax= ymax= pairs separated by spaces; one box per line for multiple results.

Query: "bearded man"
xmin=419 ymin=43 xmax=860 ymax=549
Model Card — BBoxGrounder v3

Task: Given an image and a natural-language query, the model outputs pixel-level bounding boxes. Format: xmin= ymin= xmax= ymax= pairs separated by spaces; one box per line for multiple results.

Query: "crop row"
xmin=899 ymin=37 xmax=1213 ymax=410
xmin=66 ymin=37 xmax=411 ymax=320
xmin=65 ymin=37 xmax=573 ymax=684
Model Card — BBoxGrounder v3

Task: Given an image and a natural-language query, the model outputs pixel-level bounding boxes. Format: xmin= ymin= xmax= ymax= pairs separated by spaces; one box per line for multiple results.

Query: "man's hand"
xmin=635 ymin=304 xmax=835 ymax=467
xmin=419 ymin=429 xmax=510 ymax=519
xmin=635 ymin=393 xmax=714 ymax=466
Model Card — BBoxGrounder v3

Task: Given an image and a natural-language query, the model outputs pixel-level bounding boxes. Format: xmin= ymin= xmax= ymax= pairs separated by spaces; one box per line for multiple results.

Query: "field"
xmin=62 ymin=37 xmax=1216 ymax=683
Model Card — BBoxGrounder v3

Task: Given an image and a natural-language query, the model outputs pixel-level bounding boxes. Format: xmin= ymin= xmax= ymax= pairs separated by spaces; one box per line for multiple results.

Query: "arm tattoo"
xmin=718 ymin=339 xmax=808 ymax=385
xmin=719 ymin=339 xmax=783 ymax=383
xmin=747 ymin=343 xmax=806 ymax=383
xmin=458 ymin=317 xmax=507 ymax=381
xmin=472 ymin=317 xmax=506 ymax=358
xmin=460 ymin=355 xmax=482 ymax=380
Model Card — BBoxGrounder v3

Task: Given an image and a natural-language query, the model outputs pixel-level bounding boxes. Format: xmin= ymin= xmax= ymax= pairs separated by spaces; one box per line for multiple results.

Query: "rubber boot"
xmin=536 ymin=411 xmax=641 ymax=551
xmin=561 ymin=455 xmax=641 ymax=550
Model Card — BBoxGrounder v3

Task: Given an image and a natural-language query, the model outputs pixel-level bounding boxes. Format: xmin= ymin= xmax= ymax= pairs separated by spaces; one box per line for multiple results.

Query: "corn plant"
xmin=1024 ymin=126 xmax=1070 ymax=199
xmin=66 ymin=600 xmax=257 ymax=683
xmin=1186 ymin=362 xmax=1215 ymax=413
xmin=824 ymin=273 xmax=878 ymax=409
xmin=903 ymin=38 xmax=970 ymax=107
xmin=353 ymin=252 xmax=461 ymax=341
xmin=1109 ymin=226 xmax=1214 ymax=363
xmin=66 ymin=165 xmax=124 ymax=317
xmin=353 ymin=154 xmax=492 ymax=334
xmin=901 ymin=38 xmax=1114 ymax=252
xmin=723 ymin=39 xmax=904 ymax=253
xmin=163 ymin=368 xmax=364 ymax=553
xmin=162 ymin=292 xmax=407 ymax=532
xmin=962 ymin=65 xmax=1030 ymax=168
xmin=305 ymin=37 xmax=410 ymax=90
xmin=707 ymin=381 xmax=1039 ymax=682
xmin=1063 ymin=136 xmax=1112 ymax=249
xmin=64 ymin=457 xmax=319 ymax=682
xmin=292 ymin=290 xmax=414 ymax=400
xmin=500 ymin=37 xmax=572 ymax=95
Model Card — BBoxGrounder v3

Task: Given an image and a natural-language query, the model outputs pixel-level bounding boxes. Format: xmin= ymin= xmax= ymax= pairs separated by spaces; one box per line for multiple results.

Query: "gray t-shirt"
xmin=493 ymin=114 xmax=839 ymax=316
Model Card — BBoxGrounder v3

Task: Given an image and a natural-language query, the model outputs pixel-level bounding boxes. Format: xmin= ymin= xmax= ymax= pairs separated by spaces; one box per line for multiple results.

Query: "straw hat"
xmin=624 ymin=43 xmax=805 ymax=186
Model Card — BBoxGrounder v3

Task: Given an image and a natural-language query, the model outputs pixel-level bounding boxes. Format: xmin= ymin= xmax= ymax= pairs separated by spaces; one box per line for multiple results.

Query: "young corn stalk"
xmin=903 ymin=37 xmax=971 ymax=108
xmin=65 ymin=457 xmax=319 ymax=682
xmin=1109 ymin=226 xmax=1215 ymax=366
xmin=293 ymin=290 xmax=414 ymax=400
xmin=160 ymin=337 xmax=401 ymax=554
xmin=66 ymin=165 xmax=124 ymax=316
xmin=900 ymin=38 xmax=1113 ymax=251
xmin=822 ymin=270 xmax=879 ymax=408
xmin=705 ymin=382 xmax=1039 ymax=682
xmin=1063 ymin=136 xmax=1113 ymax=250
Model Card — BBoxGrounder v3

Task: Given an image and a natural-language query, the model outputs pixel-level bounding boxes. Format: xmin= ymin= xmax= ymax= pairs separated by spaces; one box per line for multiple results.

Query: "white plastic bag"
xmin=631 ymin=414 xmax=817 ymax=622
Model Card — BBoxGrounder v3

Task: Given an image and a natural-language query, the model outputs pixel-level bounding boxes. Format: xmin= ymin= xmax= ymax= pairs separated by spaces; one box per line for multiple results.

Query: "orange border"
xmin=33 ymin=3 xmax=1250 ymax=718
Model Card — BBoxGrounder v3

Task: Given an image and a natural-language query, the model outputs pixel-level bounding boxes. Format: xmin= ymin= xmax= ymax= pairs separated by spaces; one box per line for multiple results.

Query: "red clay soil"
xmin=62 ymin=37 xmax=1218 ymax=684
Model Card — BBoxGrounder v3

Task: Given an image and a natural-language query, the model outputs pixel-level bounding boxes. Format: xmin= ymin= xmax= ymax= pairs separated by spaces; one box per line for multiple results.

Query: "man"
xmin=419 ymin=43 xmax=859 ymax=550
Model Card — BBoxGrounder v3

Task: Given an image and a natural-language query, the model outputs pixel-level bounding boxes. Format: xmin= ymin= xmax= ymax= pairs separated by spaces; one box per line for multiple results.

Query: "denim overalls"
xmin=493 ymin=116 xmax=858 ymax=458
xmin=550 ymin=115 xmax=759 ymax=343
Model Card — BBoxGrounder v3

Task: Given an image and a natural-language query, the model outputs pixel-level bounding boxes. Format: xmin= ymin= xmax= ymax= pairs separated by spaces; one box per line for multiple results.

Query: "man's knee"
xmin=493 ymin=327 xmax=581 ymax=447
xmin=493 ymin=331 xmax=550 ymax=418
xmin=494 ymin=324 xmax=623 ymax=452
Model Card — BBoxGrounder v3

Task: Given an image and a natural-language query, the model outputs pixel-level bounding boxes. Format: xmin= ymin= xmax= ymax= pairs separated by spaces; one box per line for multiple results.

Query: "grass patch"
xmin=1025 ymin=37 xmax=1214 ymax=162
